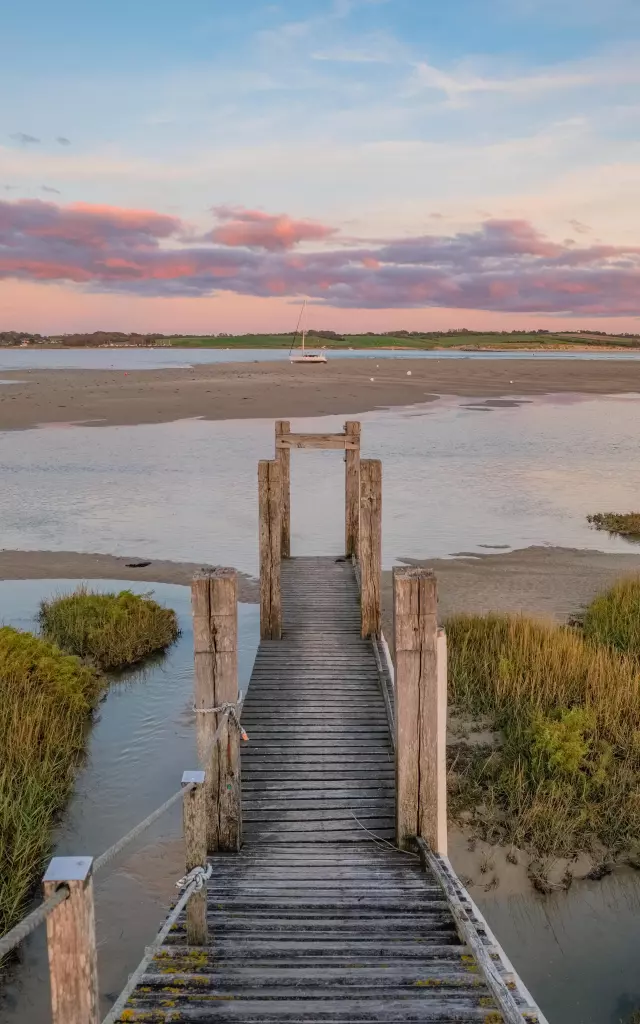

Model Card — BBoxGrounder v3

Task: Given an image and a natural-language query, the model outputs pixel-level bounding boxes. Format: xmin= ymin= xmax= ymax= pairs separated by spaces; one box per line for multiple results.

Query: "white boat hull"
xmin=290 ymin=353 xmax=328 ymax=363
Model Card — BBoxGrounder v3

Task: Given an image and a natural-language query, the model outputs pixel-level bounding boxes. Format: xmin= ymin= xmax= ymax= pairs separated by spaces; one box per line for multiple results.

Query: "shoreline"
xmin=3 ymin=356 xmax=640 ymax=430
xmin=0 ymin=550 xmax=259 ymax=602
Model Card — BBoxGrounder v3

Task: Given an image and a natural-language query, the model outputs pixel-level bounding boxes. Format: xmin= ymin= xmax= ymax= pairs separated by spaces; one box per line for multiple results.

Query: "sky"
xmin=1 ymin=0 xmax=640 ymax=334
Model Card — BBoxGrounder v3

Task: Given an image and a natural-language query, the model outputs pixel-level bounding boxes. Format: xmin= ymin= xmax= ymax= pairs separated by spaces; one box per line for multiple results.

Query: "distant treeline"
xmin=0 ymin=330 xmax=164 ymax=347
xmin=2 ymin=327 xmax=639 ymax=346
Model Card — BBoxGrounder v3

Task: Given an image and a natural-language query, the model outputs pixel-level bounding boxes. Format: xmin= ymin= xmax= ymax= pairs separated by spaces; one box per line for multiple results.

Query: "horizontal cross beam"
xmin=275 ymin=432 xmax=360 ymax=450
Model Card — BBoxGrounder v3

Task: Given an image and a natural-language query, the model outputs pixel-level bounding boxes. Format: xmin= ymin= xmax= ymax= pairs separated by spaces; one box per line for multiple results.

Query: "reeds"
xmin=0 ymin=628 xmax=101 ymax=941
xmin=39 ymin=587 xmax=179 ymax=670
xmin=583 ymin=576 xmax=640 ymax=657
xmin=447 ymin=614 xmax=640 ymax=856
xmin=587 ymin=512 xmax=640 ymax=538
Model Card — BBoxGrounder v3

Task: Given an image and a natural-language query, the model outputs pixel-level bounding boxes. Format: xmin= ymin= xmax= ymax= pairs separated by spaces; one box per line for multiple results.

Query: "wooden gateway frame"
xmin=258 ymin=420 xmax=366 ymax=641
xmin=274 ymin=419 xmax=362 ymax=560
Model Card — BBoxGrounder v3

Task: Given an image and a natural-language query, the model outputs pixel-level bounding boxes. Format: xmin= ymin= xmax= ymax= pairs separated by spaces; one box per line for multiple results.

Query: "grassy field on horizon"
xmin=165 ymin=332 xmax=640 ymax=350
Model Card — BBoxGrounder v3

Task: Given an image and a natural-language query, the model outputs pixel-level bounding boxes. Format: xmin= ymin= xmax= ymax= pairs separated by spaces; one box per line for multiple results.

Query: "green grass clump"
xmin=447 ymin=614 xmax=640 ymax=856
xmin=583 ymin=577 xmax=640 ymax=658
xmin=0 ymin=627 xmax=102 ymax=940
xmin=587 ymin=512 xmax=640 ymax=538
xmin=39 ymin=588 xmax=179 ymax=671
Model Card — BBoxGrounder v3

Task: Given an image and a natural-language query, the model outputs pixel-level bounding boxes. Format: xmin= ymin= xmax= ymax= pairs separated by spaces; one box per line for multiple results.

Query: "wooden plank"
xmin=276 ymin=432 xmax=358 ymax=450
xmin=42 ymin=857 xmax=99 ymax=1024
xmin=275 ymin=420 xmax=291 ymax=559
xmin=344 ymin=420 xmax=361 ymax=557
xmin=360 ymin=459 xmax=382 ymax=637
xmin=182 ymin=771 xmax=207 ymax=944
xmin=259 ymin=460 xmax=282 ymax=640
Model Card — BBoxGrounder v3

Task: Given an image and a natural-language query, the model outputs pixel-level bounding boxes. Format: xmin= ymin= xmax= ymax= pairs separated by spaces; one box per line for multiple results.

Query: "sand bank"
xmin=3 ymin=357 xmax=640 ymax=430
xmin=0 ymin=549 xmax=259 ymax=601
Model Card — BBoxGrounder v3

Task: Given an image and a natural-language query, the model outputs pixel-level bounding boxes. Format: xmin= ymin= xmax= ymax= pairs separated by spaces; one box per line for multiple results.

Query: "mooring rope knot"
xmin=192 ymin=697 xmax=248 ymax=741
xmin=176 ymin=863 xmax=212 ymax=892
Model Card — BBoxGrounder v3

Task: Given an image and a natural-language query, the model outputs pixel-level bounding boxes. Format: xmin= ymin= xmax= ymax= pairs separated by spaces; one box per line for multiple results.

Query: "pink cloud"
xmin=208 ymin=206 xmax=336 ymax=251
xmin=1 ymin=198 xmax=639 ymax=316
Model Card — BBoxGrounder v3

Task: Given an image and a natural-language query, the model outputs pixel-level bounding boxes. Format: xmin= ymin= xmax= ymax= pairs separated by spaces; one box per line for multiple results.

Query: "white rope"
xmin=175 ymin=863 xmax=212 ymax=892
xmin=101 ymin=870 xmax=203 ymax=1024
xmin=0 ymin=887 xmax=69 ymax=961
xmin=193 ymin=695 xmax=248 ymax=742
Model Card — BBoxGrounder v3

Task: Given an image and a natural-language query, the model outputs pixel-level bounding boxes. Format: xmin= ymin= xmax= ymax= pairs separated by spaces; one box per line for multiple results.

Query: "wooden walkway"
xmin=119 ymin=557 xmax=536 ymax=1022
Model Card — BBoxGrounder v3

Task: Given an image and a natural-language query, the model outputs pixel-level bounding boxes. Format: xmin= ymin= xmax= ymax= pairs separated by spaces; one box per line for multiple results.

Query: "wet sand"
xmin=3 ymin=357 xmax=640 ymax=429
xmin=0 ymin=549 xmax=259 ymax=601
xmin=381 ymin=545 xmax=640 ymax=640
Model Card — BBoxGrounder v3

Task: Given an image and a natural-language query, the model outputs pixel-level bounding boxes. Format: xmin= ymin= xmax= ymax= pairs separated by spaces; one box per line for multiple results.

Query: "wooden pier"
xmin=6 ymin=420 xmax=547 ymax=1024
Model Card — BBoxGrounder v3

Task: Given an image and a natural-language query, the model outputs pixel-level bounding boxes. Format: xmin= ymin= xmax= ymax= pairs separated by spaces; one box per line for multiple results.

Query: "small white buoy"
xmin=370 ymin=377 xmax=375 ymax=382
xmin=406 ymin=370 xmax=412 ymax=376
xmin=509 ymin=380 xmax=514 ymax=384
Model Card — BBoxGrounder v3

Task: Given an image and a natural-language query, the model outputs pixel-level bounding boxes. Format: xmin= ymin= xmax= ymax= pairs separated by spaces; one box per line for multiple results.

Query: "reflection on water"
xmin=3 ymin=348 xmax=640 ymax=371
xmin=2 ymin=395 xmax=640 ymax=573
xmin=0 ymin=579 xmax=259 ymax=1023
xmin=476 ymin=870 xmax=640 ymax=1024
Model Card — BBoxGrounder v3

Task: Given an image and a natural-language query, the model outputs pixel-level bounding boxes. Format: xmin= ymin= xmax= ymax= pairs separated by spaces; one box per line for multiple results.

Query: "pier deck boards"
xmin=119 ymin=557 xmax=524 ymax=1022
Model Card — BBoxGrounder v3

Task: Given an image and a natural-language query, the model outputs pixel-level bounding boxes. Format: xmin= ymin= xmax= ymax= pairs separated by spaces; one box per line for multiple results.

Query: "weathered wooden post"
xmin=259 ymin=459 xmax=282 ymax=640
xmin=394 ymin=567 xmax=447 ymax=854
xmin=182 ymin=770 xmax=208 ymax=944
xmin=344 ymin=420 xmax=361 ymax=558
xmin=192 ymin=567 xmax=241 ymax=853
xmin=359 ymin=458 xmax=381 ymax=637
xmin=43 ymin=856 xmax=99 ymax=1024
xmin=275 ymin=420 xmax=291 ymax=558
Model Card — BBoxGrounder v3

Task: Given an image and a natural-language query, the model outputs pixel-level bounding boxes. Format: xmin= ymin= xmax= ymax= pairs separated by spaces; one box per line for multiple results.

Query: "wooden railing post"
xmin=259 ymin=459 xmax=282 ymax=640
xmin=182 ymin=771 xmax=208 ymax=944
xmin=359 ymin=458 xmax=381 ymax=637
xmin=43 ymin=856 xmax=99 ymax=1024
xmin=275 ymin=420 xmax=291 ymax=558
xmin=394 ymin=567 xmax=447 ymax=854
xmin=344 ymin=420 xmax=361 ymax=557
xmin=192 ymin=567 xmax=241 ymax=853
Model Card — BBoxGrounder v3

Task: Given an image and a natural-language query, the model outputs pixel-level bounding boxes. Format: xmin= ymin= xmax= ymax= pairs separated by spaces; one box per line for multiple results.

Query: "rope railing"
xmin=0 ymin=699 xmax=243 ymax=964
xmin=0 ymin=886 xmax=69 ymax=962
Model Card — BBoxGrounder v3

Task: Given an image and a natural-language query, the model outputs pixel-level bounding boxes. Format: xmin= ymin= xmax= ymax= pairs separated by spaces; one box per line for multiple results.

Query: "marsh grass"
xmin=39 ymin=587 xmax=179 ymax=670
xmin=587 ymin=512 xmax=640 ymax=538
xmin=447 ymin=614 xmax=640 ymax=857
xmin=0 ymin=627 xmax=101 ymax=941
xmin=583 ymin=577 xmax=640 ymax=658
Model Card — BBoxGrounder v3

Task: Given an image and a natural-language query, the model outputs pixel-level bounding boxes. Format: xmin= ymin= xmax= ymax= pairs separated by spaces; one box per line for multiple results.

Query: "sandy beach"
xmin=3 ymin=356 xmax=640 ymax=429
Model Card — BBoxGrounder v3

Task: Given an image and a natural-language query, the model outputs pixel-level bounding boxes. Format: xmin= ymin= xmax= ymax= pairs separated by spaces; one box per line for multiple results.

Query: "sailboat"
xmin=289 ymin=301 xmax=328 ymax=364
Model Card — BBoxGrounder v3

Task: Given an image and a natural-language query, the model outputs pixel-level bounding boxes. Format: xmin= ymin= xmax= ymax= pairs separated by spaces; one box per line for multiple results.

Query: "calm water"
xmin=0 ymin=579 xmax=259 ymax=1023
xmin=3 ymin=347 xmax=640 ymax=371
xmin=2 ymin=396 xmax=640 ymax=572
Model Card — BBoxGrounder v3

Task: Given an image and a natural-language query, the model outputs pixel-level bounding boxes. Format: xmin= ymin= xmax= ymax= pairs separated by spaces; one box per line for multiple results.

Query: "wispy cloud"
xmin=41 ymin=185 xmax=61 ymax=194
xmin=10 ymin=132 xmax=40 ymax=145
xmin=1 ymin=198 xmax=638 ymax=316
xmin=56 ymin=136 xmax=71 ymax=146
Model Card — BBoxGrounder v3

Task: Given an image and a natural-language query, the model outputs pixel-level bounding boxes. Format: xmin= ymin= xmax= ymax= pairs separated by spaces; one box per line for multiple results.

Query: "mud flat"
xmin=4 ymin=357 xmax=640 ymax=429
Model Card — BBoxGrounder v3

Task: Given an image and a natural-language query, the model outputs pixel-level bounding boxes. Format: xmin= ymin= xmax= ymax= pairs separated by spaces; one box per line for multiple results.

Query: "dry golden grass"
xmin=0 ymin=628 xmax=101 ymax=942
xmin=447 ymin=614 xmax=640 ymax=856
xmin=39 ymin=587 xmax=179 ymax=670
